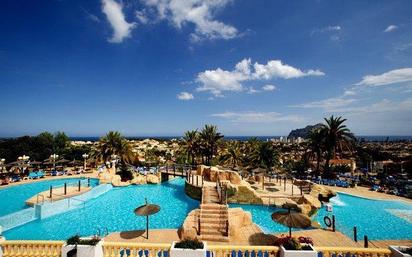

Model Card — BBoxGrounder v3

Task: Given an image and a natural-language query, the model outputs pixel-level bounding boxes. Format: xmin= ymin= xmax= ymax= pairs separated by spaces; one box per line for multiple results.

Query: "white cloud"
xmin=293 ymin=97 xmax=356 ymax=112
xmin=177 ymin=91 xmax=194 ymax=100
xmin=311 ymin=25 xmax=342 ymax=42
xmin=356 ymin=68 xmax=412 ymax=87
xmin=262 ymin=84 xmax=276 ymax=91
xmin=196 ymin=58 xmax=324 ymax=96
xmin=384 ymin=25 xmax=398 ymax=33
xmin=211 ymin=111 xmax=302 ymax=123
xmin=140 ymin=0 xmax=238 ymax=41
xmin=253 ymin=60 xmax=324 ymax=80
xmin=247 ymin=87 xmax=259 ymax=94
xmin=135 ymin=10 xmax=149 ymax=24
xmin=343 ymin=90 xmax=356 ymax=96
xmin=102 ymin=0 xmax=136 ymax=43
xmin=81 ymin=7 xmax=101 ymax=23
xmin=311 ymin=25 xmax=341 ymax=35
xmin=330 ymin=98 xmax=412 ymax=115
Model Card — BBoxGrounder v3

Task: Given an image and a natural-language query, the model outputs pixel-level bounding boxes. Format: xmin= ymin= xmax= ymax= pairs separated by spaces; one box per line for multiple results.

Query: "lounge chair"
xmin=11 ymin=175 xmax=21 ymax=182
xmin=37 ymin=171 xmax=45 ymax=178
xmin=28 ymin=172 xmax=39 ymax=179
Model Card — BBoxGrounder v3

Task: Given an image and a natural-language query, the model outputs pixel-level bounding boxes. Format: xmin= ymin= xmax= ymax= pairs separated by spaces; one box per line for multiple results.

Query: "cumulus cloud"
xmin=102 ymin=0 xmax=136 ymax=43
xmin=139 ymin=0 xmax=238 ymax=41
xmin=177 ymin=91 xmax=194 ymax=100
xmin=211 ymin=111 xmax=302 ymax=123
xmin=356 ymin=68 xmax=412 ymax=87
xmin=262 ymin=84 xmax=276 ymax=91
xmin=384 ymin=25 xmax=398 ymax=33
xmin=196 ymin=58 xmax=324 ymax=96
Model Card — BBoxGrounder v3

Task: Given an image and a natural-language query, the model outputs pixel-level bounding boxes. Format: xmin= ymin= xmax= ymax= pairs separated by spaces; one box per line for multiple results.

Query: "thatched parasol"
xmin=134 ymin=199 xmax=160 ymax=239
xmin=252 ymin=167 xmax=267 ymax=174
xmin=271 ymin=208 xmax=311 ymax=237
xmin=57 ymin=159 xmax=70 ymax=164
xmin=30 ymin=160 xmax=42 ymax=165
xmin=69 ymin=159 xmax=82 ymax=166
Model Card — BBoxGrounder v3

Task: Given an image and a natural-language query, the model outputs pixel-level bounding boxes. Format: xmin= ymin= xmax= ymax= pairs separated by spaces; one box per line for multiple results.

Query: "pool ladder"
xmin=36 ymin=194 xmax=45 ymax=205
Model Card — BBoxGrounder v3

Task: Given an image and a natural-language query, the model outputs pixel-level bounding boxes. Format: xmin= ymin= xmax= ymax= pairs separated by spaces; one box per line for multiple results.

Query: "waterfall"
xmin=330 ymin=194 xmax=346 ymax=206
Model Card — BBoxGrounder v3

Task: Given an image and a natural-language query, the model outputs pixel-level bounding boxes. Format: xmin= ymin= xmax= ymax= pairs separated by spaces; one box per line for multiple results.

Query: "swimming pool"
xmin=0 ymin=177 xmax=99 ymax=217
xmin=2 ymin=178 xmax=411 ymax=241
xmin=232 ymin=193 xmax=412 ymax=240
xmin=3 ymin=178 xmax=199 ymax=240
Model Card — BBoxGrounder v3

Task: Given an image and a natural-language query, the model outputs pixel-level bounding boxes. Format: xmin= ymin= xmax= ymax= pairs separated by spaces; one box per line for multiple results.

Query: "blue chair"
xmin=28 ymin=172 xmax=39 ymax=179
xmin=11 ymin=175 xmax=21 ymax=182
xmin=37 ymin=171 xmax=45 ymax=178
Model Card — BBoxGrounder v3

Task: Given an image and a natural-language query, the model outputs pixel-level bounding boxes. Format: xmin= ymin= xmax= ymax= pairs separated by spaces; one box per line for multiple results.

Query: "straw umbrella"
xmin=271 ymin=205 xmax=311 ymax=237
xmin=134 ymin=199 xmax=160 ymax=239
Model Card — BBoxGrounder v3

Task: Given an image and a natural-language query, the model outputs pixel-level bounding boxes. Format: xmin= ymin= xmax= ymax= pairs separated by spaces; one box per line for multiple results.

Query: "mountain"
xmin=288 ymin=124 xmax=323 ymax=139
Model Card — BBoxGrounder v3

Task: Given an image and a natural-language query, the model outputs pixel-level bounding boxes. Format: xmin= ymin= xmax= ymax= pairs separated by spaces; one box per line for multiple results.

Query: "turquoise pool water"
xmin=3 ymin=178 xmax=199 ymax=240
xmin=2 ymin=178 xmax=412 ymax=241
xmin=232 ymin=193 xmax=412 ymax=240
xmin=0 ymin=178 xmax=99 ymax=217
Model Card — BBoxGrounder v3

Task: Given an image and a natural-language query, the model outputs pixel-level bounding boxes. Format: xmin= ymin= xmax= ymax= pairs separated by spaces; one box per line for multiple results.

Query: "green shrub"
xmin=174 ymin=239 xmax=204 ymax=250
xmin=66 ymin=235 xmax=100 ymax=246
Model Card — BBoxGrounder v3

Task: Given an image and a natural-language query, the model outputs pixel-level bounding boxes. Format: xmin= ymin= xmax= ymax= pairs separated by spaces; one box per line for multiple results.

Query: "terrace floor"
xmin=323 ymin=185 xmax=412 ymax=204
xmin=104 ymin=227 xmax=411 ymax=248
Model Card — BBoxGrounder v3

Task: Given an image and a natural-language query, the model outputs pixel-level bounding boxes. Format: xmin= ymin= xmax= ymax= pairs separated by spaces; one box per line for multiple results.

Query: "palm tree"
xmin=199 ymin=125 xmax=223 ymax=165
xmin=307 ymin=128 xmax=325 ymax=175
xmin=96 ymin=131 xmax=134 ymax=166
xmin=182 ymin=130 xmax=199 ymax=165
xmin=251 ymin=141 xmax=280 ymax=189
xmin=221 ymin=141 xmax=243 ymax=168
xmin=321 ymin=116 xmax=355 ymax=177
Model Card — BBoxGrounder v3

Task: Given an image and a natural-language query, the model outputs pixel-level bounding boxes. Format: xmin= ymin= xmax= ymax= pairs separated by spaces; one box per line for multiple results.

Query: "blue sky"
xmin=1 ymin=0 xmax=412 ymax=137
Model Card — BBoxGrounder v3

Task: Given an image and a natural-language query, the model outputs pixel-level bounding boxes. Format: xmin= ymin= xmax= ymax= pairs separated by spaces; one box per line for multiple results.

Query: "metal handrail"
xmin=36 ymin=194 xmax=45 ymax=204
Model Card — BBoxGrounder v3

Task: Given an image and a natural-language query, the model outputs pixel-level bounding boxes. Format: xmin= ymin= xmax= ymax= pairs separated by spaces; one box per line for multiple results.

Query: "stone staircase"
xmin=199 ymin=186 xmax=229 ymax=242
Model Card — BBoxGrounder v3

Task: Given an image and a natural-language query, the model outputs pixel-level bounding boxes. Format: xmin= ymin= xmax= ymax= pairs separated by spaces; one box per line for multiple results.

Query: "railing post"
xmin=364 ymin=235 xmax=368 ymax=248
xmin=196 ymin=175 xmax=199 ymax=187
xmin=354 ymin=226 xmax=357 ymax=242
xmin=198 ymin=218 xmax=201 ymax=235
xmin=78 ymin=180 xmax=81 ymax=191
xmin=226 ymin=219 xmax=229 ymax=236
xmin=284 ymin=177 xmax=286 ymax=191
xmin=50 ymin=186 xmax=53 ymax=198
xmin=291 ymin=180 xmax=294 ymax=196
xmin=64 ymin=183 xmax=67 ymax=195
xmin=88 ymin=178 xmax=90 ymax=187
xmin=332 ymin=215 xmax=336 ymax=232
xmin=300 ymin=185 xmax=303 ymax=195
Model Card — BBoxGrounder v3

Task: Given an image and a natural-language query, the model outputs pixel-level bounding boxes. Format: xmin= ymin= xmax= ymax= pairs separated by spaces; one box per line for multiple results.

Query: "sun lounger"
xmin=28 ymin=172 xmax=39 ymax=179
xmin=37 ymin=171 xmax=45 ymax=178
xmin=11 ymin=175 xmax=21 ymax=182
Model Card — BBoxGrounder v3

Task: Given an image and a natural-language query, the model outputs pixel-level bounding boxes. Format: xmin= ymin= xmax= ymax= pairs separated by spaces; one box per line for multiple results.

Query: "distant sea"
xmin=70 ymin=135 xmax=412 ymax=142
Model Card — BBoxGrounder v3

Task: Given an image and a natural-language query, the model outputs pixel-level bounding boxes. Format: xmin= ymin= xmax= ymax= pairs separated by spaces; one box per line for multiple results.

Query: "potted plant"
xmin=61 ymin=235 xmax=103 ymax=257
xmin=170 ymin=238 xmax=207 ymax=257
xmin=389 ymin=246 xmax=412 ymax=257
xmin=275 ymin=236 xmax=317 ymax=257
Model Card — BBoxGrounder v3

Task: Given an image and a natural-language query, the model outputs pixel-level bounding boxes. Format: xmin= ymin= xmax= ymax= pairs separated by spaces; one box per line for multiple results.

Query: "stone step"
xmin=200 ymin=235 xmax=230 ymax=242
xmin=200 ymin=228 xmax=227 ymax=236
xmin=200 ymin=204 xmax=227 ymax=210
xmin=200 ymin=222 xmax=227 ymax=229
xmin=201 ymin=209 xmax=227 ymax=214
xmin=200 ymin=217 xmax=228 ymax=224
xmin=201 ymin=213 xmax=228 ymax=219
